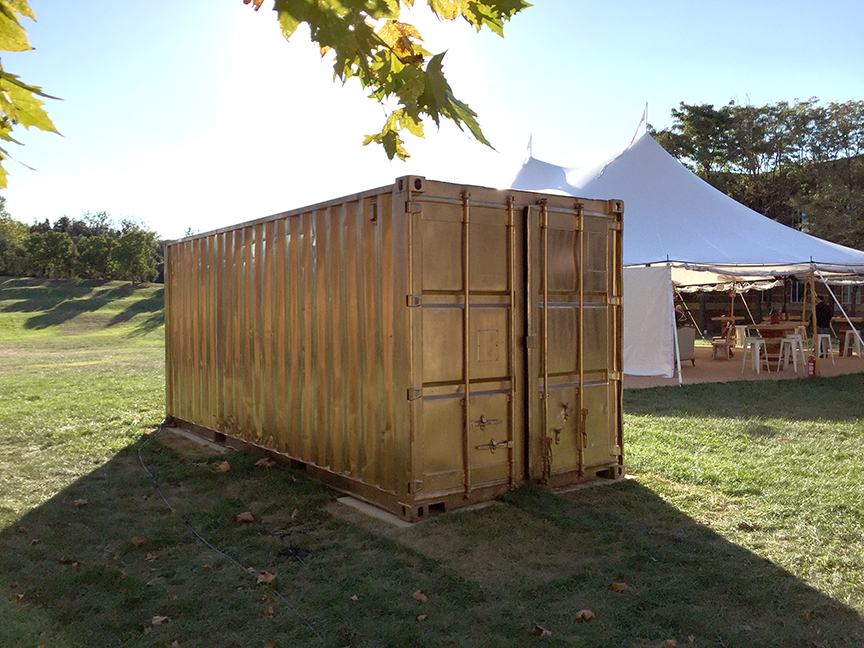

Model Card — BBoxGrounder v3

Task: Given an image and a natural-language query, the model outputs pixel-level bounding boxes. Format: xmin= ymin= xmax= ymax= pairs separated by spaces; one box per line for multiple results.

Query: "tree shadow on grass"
xmin=2 ymin=440 xmax=862 ymax=648
xmin=1 ymin=280 xmax=162 ymax=331
xmin=0 ymin=276 xmax=100 ymax=307
xmin=623 ymin=374 xmax=864 ymax=423
xmin=109 ymin=289 xmax=164 ymax=327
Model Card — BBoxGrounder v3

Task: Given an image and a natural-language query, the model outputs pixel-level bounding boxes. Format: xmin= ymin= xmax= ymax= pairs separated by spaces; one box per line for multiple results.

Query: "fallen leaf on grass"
xmin=655 ymin=641 xmax=677 ymax=648
xmin=417 ymin=614 xmax=428 ymax=622
xmin=290 ymin=509 xmax=298 ymax=523
xmin=202 ymin=564 xmax=214 ymax=570
xmin=350 ymin=595 xmax=359 ymax=601
xmin=130 ymin=536 xmax=146 ymax=546
xmin=575 ymin=609 xmax=595 ymax=622
xmin=263 ymin=604 xmax=275 ymax=617
xmin=255 ymin=458 xmax=276 ymax=468
xmin=236 ymin=512 xmax=255 ymax=523
xmin=264 ymin=642 xmax=277 ymax=648
xmin=215 ymin=461 xmax=231 ymax=473
xmin=73 ymin=499 xmax=88 ymax=507
xmin=29 ymin=538 xmax=40 ymax=545
xmin=607 ymin=582 xmax=628 ymax=592
xmin=9 ymin=593 xmax=24 ymax=603
xmin=144 ymin=553 xmax=158 ymax=562
xmin=412 ymin=590 xmax=428 ymax=603
xmin=257 ymin=570 xmax=278 ymax=585
xmin=151 ymin=615 xmax=170 ymax=626
xmin=529 ymin=622 xmax=552 ymax=637
xmin=172 ymin=641 xmax=181 ymax=648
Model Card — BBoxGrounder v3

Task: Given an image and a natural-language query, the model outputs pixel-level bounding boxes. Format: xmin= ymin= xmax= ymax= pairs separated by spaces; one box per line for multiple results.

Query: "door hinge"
xmin=609 ymin=371 xmax=623 ymax=381
xmin=407 ymin=387 xmax=423 ymax=401
xmin=608 ymin=296 xmax=622 ymax=306
xmin=524 ymin=334 xmax=539 ymax=349
xmin=405 ymin=200 xmax=422 ymax=215
xmin=611 ymin=445 xmax=622 ymax=456
xmin=407 ymin=295 xmax=422 ymax=307
xmin=408 ymin=480 xmax=423 ymax=493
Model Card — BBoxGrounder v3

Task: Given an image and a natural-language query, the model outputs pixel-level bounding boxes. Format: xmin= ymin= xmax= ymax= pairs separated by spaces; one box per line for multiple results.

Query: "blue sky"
xmin=3 ymin=0 xmax=862 ymax=239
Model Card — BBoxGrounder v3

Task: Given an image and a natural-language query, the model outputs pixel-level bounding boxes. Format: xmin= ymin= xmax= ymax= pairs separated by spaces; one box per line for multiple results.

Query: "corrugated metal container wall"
xmin=165 ymin=177 xmax=624 ymax=521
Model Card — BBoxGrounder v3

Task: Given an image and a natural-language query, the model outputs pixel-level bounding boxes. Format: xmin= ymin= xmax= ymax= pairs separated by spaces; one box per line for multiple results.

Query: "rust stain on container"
xmin=165 ymin=177 xmax=624 ymax=521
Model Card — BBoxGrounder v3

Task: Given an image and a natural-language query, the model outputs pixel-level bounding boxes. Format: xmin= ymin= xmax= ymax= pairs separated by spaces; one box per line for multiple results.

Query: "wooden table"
xmin=747 ymin=322 xmax=802 ymax=368
xmin=832 ymin=316 xmax=863 ymax=333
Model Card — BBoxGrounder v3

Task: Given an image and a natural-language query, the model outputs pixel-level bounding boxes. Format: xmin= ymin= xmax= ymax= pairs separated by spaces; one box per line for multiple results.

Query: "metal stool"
xmin=842 ymin=330 xmax=863 ymax=358
xmin=816 ymin=333 xmax=835 ymax=364
xmin=742 ymin=337 xmax=770 ymax=374
xmin=777 ymin=337 xmax=800 ymax=372
xmin=784 ymin=334 xmax=807 ymax=367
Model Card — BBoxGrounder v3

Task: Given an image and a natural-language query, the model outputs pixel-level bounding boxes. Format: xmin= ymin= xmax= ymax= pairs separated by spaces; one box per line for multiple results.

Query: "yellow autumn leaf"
xmin=236 ymin=511 xmax=255 ymax=523
xmin=215 ymin=461 xmax=231 ymax=472
xmin=412 ymin=590 xmax=428 ymax=603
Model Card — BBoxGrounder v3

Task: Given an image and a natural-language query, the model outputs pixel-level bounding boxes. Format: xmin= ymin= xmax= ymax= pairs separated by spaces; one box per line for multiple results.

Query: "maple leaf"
xmin=215 ymin=461 xmax=231 ymax=472
xmin=412 ymin=590 xmax=428 ymax=603
xmin=130 ymin=536 xmax=146 ymax=546
xmin=257 ymin=570 xmax=278 ymax=585
xmin=529 ymin=622 xmax=552 ymax=637
xmin=575 ymin=609 xmax=595 ymax=621
xmin=9 ymin=593 xmax=24 ymax=603
xmin=263 ymin=604 xmax=275 ymax=617
xmin=607 ymin=582 xmax=629 ymax=592
xmin=255 ymin=457 xmax=276 ymax=468
xmin=236 ymin=511 xmax=255 ymax=523
xmin=73 ymin=498 xmax=88 ymax=507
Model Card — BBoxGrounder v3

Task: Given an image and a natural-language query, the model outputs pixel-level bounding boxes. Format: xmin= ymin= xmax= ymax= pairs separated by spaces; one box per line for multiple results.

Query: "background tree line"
xmin=649 ymin=98 xmax=864 ymax=250
xmin=0 ymin=199 xmax=162 ymax=282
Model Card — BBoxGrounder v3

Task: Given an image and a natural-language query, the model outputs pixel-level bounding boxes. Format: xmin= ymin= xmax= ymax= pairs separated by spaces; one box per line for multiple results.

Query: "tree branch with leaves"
xmin=0 ymin=0 xmax=60 ymax=188
xmin=243 ymin=0 xmax=530 ymax=160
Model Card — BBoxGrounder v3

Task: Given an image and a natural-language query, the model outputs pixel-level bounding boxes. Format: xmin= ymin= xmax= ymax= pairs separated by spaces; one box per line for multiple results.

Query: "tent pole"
xmin=809 ymin=271 xmax=820 ymax=376
xmin=816 ymin=270 xmax=864 ymax=351
xmin=669 ymin=266 xmax=683 ymax=385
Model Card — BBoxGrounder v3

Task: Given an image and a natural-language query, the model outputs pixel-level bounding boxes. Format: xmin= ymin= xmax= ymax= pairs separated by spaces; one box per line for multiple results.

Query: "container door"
xmin=413 ymin=193 xmax=524 ymax=500
xmin=532 ymin=202 xmax=622 ymax=484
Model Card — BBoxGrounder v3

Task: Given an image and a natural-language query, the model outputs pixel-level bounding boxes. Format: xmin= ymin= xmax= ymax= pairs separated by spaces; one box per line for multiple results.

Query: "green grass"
xmin=1 ymin=277 xmax=863 ymax=648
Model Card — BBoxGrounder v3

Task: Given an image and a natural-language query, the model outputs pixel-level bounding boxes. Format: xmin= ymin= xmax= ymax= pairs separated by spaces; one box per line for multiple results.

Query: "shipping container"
xmin=164 ymin=177 xmax=624 ymax=521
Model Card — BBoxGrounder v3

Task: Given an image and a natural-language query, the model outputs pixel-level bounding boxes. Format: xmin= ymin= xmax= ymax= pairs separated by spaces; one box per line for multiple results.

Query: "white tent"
xmin=510 ymin=133 xmax=864 ymax=377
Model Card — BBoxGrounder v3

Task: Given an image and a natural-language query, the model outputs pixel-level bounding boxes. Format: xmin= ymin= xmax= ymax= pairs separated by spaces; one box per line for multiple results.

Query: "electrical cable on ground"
xmin=137 ymin=419 xmax=325 ymax=644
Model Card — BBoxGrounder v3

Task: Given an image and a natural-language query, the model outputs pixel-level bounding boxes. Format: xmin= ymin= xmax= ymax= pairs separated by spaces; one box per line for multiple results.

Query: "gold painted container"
xmin=165 ymin=177 xmax=624 ymax=521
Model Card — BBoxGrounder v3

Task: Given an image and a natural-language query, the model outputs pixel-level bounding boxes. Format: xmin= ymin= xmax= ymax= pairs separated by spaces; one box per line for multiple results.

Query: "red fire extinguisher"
xmin=807 ymin=354 xmax=816 ymax=377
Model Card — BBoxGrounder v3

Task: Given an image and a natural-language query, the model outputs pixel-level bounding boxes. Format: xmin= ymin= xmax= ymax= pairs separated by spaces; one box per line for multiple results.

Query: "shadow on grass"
xmin=623 ymin=373 xmax=864 ymax=423
xmin=0 ymin=278 xmax=163 ymax=331
xmin=2 ymin=437 xmax=862 ymax=648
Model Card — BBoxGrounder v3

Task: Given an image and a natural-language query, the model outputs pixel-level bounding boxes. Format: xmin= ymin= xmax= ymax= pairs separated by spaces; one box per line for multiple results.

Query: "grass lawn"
xmin=1 ymin=276 xmax=863 ymax=648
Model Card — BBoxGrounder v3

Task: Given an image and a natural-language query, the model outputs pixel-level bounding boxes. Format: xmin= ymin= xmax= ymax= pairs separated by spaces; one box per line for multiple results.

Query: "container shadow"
xmin=3 ymin=444 xmax=863 ymax=648
xmin=623 ymin=373 xmax=864 ymax=423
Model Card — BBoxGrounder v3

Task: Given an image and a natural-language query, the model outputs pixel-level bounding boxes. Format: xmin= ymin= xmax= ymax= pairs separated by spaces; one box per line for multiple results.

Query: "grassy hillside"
xmin=0 ymin=277 xmax=165 ymax=525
